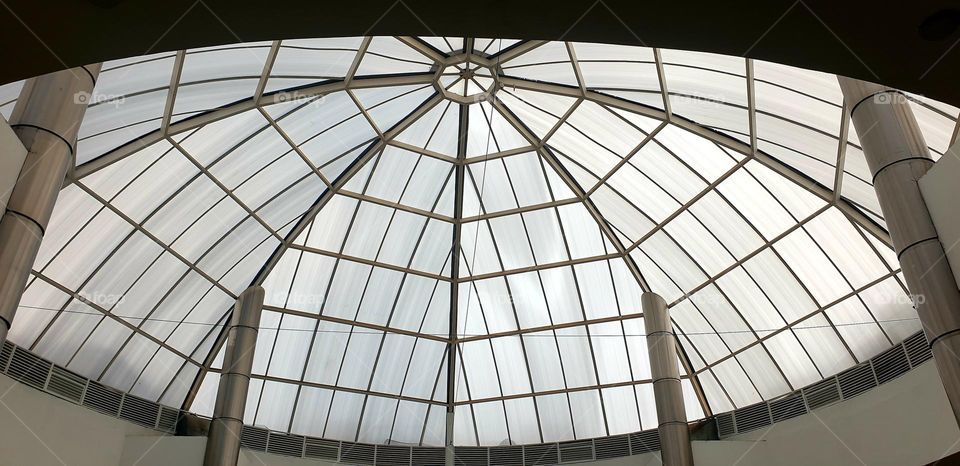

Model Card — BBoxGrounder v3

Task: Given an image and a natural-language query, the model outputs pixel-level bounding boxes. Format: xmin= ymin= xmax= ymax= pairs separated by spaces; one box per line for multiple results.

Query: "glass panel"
xmin=254 ymin=381 xmax=297 ymax=431
xmin=325 ymin=391 xmax=365 ymax=440
xmin=358 ymin=395 xmax=399 ymax=443
xmin=25 ymin=38 xmax=954 ymax=440
xmin=589 ymin=322 xmax=631 ymax=384
xmin=390 ymin=401 xmax=429 ymax=445
xmin=523 ymin=331 xmax=565 ymax=391
xmin=601 ymin=386 xmax=641 ymax=434
xmin=536 ymin=393 xmax=574 ymax=442
xmin=504 ymin=397 xmax=541 ymax=444
xmin=291 ymin=387 xmax=334 ymax=437
xmin=473 ymin=401 xmax=510 ymax=445
xmin=569 ymin=390 xmax=606 ymax=439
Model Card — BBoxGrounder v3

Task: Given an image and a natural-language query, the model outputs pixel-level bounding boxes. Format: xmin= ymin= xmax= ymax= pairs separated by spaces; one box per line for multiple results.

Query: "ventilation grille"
xmin=83 ymin=381 xmax=123 ymax=416
xmin=558 ymin=440 xmax=593 ymax=463
xmin=340 ymin=442 xmax=375 ymax=465
xmin=629 ymin=429 xmax=660 ymax=454
xmin=489 ymin=445 xmax=523 ymax=466
xmin=733 ymin=403 xmax=771 ymax=432
xmin=240 ymin=426 xmax=269 ymax=451
xmin=593 ymin=434 xmax=630 ymax=460
xmin=524 ymin=444 xmax=559 ymax=465
xmin=0 ymin=343 xmax=179 ymax=436
xmin=0 ymin=334 xmax=934 ymax=461
xmin=375 ymin=445 xmax=410 ymax=466
xmin=719 ymin=332 xmax=932 ymax=437
xmin=157 ymin=406 xmax=180 ymax=433
xmin=872 ymin=344 xmax=910 ymax=384
xmin=802 ymin=377 xmax=841 ymax=411
xmin=770 ymin=392 xmax=805 ymax=423
xmin=455 ymin=446 xmax=488 ymax=466
xmin=716 ymin=413 xmax=736 ymax=437
xmin=120 ymin=394 xmax=160 ymax=428
xmin=47 ymin=366 xmax=85 ymax=403
xmin=267 ymin=432 xmax=304 ymax=457
xmin=904 ymin=332 xmax=932 ymax=366
xmin=7 ymin=347 xmax=50 ymax=388
xmin=412 ymin=446 xmax=445 ymax=466
xmin=837 ymin=364 xmax=877 ymax=399
xmin=305 ymin=438 xmax=340 ymax=460
xmin=0 ymin=341 xmax=14 ymax=371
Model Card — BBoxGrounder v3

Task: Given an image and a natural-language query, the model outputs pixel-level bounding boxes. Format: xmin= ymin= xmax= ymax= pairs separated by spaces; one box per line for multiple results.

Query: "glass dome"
xmin=3 ymin=36 xmax=958 ymax=447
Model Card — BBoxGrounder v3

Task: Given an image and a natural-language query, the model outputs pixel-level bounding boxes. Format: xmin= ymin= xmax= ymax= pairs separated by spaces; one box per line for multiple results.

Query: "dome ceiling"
xmin=3 ymin=36 xmax=957 ymax=446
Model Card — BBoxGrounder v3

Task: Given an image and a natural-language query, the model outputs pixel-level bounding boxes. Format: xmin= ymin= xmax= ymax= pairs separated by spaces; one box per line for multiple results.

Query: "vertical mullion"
xmin=446 ymin=102 xmax=468 ymax=458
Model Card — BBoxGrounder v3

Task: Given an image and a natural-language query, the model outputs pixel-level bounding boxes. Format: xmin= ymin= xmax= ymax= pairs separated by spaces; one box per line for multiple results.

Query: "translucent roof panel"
xmin=9 ymin=36 xmax=947 ymax=446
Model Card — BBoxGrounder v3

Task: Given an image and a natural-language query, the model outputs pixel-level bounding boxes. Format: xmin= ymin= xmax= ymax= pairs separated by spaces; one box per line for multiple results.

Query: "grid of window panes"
xmin=3 ymin=36 xmax=957 ymax=447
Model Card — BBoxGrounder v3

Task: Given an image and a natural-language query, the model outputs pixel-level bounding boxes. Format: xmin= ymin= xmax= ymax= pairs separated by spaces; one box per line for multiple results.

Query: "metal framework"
xmin=2 ymin=35 xmax=950 ymax=447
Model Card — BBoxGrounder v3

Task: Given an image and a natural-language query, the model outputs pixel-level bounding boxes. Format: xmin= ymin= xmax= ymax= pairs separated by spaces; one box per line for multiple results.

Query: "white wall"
xmin=710 ymin=362 xmax=960 ymax=466
xmin=0 ymin=372 xmax=157 ymax=466
xmin=0 ymin=362 xmax=957 ymax=466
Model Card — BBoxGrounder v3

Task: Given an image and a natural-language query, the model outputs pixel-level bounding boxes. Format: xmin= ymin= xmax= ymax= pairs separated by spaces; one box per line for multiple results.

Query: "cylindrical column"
xmin=839 ymin=76 xmax=960 ymax=424
xmin=0 ymin=65 xmax=100 ymax=344
xmin=204 ymin=286 xmax=265 ymax=466
xmin=444 ymin=411 xmax=455 ymax=466
xmin=643 ymin=292 xmax=694 ymax=466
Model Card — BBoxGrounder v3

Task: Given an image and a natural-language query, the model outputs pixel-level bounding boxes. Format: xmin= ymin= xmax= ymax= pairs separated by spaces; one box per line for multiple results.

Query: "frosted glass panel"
xmin=25 ymin=35 xmax=940 ymax=445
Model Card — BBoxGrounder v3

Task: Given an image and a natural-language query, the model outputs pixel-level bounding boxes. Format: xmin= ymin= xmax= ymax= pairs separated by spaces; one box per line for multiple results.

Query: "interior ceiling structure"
xmin=3 ymin=36 xmax=958 ymax=447
xmin=2 ymin=1 xmax=960 ymax=107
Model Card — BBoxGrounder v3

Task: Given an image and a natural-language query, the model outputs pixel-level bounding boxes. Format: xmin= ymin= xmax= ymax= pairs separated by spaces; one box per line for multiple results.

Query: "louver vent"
xmin=559 ymin=440 xmax=593 ymax=463
xmin=120 ymin=395 xmax=159 ymax=428
xmin=593 ymin=434 xmax=630 ymax=460
xmin=46 ymin=366 xmax=85 ymax=403
xmin=629 ymin=430 xmax=660 ymax=455
xmin=524 ymin=444 xmax=559 ymax=465
xmin=375 ymin=445 xmax=411 ymax=466
xmin=83 ymin=381 xmax=122 ymax=416
xmin=802 ymin=378 xmax=841 ymax=411
xmin=489 ymin=445 xmax=523 ymax=466
xmin=0 ymin=341 xmax=14 ymax=371
xmin=837 ymin=364 xmax=877 ymax=399
xmin=734 ymin=403 xmax=771 ymax=433
xmin=0 ymin=332 xmax=934 ymax=464
xmin=412 ymin=446 xmax=445 ymax=466
xmin=872 ymin=344 xmax=910 ymax=384
xmin=241 ymin=426 xmax=269 ymax=451
xmin=157 ymin=407 xmax=180 ymax=433
xmin=7 ymin=347 xmax=50 ymax=388
xmin=716 ymin=413 xmax=736 ymax=437
xmin=455 ymin=446 xmax=488 ymax=466
xmin=769 ymin=392 xmax=806 ymax=423
xmin=903 ymin=332 xmax=932 ymax=366
xmin=305 ymin=438 xmax=339 ymax=460
xmin=267 ymin=432 xmax=304 ymax=457
xmin=340 ymin=442 xmax=375 ymax=465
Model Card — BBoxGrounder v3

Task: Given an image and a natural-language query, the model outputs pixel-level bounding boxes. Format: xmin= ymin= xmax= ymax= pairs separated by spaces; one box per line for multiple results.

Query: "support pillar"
xmin=643 ymin=292 xmax=694 ymax=466
xmin=204 ymin=286 xmax=265 ymax=466
xmin=838 ymin=76 xmax=960 ymax=424
xmin=0 ymin=65 xmax=100 ymax=344
xmin=444 ymin=411 xmax=455 ymax=466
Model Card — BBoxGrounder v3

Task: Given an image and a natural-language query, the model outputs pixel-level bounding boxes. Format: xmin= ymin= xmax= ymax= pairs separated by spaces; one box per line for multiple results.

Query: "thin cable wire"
xmin=17 ymin=304 xmax=921 ymax=336
xmin=453 ymin=38 xmax=503 ymax=403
